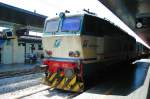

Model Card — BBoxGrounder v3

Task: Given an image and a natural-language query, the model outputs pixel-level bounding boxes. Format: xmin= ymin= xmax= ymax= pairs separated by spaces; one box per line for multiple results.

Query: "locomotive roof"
xmin=46 ymin=14 xmax=83 ymax=21
xmin=46 ymin=13 xmax=117 ymax=28
xmin=45 ymin=13 xmax=135 ymax=41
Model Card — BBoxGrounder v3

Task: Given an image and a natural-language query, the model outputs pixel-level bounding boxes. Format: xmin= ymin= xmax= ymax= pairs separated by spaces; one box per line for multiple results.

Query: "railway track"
xmin=1 ymin=61 xmax=146 ymax=99
xmin=0 ymin=66 xmax=44 ymax=79
xmin=0 ymin=73 xmax=80 ymax=99
xmin=21 ymin=88 xmax=80 ymax=99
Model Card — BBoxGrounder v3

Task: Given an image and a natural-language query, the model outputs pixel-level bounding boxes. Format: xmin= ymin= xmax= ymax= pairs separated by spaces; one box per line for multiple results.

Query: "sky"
xmin=0 ymin=0 xmax=149 ymax=48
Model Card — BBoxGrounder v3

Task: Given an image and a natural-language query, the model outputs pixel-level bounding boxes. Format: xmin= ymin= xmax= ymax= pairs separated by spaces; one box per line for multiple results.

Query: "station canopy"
xmin=98 ymin=0 xmax=150 ymax=46
xmin=0 ymin=2 xmax=47 ymax=32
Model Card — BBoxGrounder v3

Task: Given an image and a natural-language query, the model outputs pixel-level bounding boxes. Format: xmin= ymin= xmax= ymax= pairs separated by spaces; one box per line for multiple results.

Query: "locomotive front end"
xmin=43 ymin=59 xmax=84 ymax=92
xmin=42 ymin=13 xmax=85 ymax=92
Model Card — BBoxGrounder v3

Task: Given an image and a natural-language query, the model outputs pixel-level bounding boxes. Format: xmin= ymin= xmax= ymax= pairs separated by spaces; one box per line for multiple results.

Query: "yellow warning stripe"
xmin=45 ymin=72 xmax=84 ymax=92
xmin=57 ymin=77 xmax=66 ymax=89
xmin=50 ymin=73 xmax=65 ymax=89
xmin=63 ymin=75 xmax=78 ymax=90
xmin=47 ymin=72 xmax=51 ymax=77
xmin=64 ymin=75 xmax=77 ymax=90
xmin=68 ymin=75 xmax=77 ymax=86
xmin=51 ymin=78 xmax=58 ymax=88
xmin=72 ymin=83 xmax=80 ymax=92
xmin=49 ymin=73 xmax=57 ymax=82
xmin=72 ymin=82 xmax=84 ymax=92
xmin=63 ymin=77 xmax=70 ymax=90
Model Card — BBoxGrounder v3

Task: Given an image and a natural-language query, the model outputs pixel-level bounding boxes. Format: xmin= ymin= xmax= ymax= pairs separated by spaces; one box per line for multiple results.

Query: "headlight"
xmin=136 ymin=22 xmax=142 ymax=28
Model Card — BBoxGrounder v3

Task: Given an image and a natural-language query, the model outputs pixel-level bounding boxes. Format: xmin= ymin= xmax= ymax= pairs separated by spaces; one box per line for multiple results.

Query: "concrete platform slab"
xmin=74 ymin=60 xmax=150 ymax=99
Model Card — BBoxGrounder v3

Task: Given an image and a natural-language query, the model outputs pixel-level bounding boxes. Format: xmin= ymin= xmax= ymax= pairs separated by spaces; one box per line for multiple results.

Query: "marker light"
xmin=46 ymin=50 xmax=52 ymax=56
xmin=69 ymin=51 xmax=74 ymax=57
xmin=69 ymin=51 xmax=80 ymax=57
xmin=74 ymin=51 xmax=80 ymax=57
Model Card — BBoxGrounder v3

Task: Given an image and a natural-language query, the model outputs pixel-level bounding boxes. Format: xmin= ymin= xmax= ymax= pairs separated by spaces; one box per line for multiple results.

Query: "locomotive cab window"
xmin=61 ymin=16 xmax=81 ymax=32
xmin=45 ymin=19 xmax=59 ymax=33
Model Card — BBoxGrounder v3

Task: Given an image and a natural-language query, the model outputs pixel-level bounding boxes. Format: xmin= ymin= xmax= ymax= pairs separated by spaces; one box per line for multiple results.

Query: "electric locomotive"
xmin=42 ymin=13 xmax=136 ymax=92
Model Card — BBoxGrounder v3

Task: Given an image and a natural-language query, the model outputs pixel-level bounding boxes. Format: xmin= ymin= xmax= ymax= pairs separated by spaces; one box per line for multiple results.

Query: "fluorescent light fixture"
xmin=29 ymin=31 xmax=43 ymax=36
xmin=0 ymin=27 xmax=9 ymax=31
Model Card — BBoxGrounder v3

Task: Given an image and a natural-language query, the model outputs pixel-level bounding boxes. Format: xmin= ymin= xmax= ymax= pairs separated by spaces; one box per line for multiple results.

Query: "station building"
xmin=0 ymin=29 xmax=43 ymax=64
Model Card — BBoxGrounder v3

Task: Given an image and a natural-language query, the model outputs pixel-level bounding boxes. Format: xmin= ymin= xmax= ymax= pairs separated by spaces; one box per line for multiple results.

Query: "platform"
xmin=74 ymin=59 xmax=150 ymax=99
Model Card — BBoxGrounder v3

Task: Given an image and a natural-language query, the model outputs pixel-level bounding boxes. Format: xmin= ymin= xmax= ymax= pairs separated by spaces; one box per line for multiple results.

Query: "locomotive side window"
xmin=45 ymin=19 xmax=59 ymax=33
xmin=83 ymin=15 xmax=105 ymax=36
xmin=83 ymin=15 xmax=96 ymax=35
xmin=61 ymin=17 xmax=81 ymax=32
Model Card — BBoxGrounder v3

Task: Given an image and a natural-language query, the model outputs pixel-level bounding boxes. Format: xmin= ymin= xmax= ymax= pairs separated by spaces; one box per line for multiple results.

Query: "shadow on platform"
xmin=86 ymin=62 xmax=149 ymax=96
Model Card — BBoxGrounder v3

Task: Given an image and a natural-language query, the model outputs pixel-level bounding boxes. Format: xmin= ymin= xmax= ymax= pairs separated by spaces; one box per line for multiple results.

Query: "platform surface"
xmin=74 ymin=59 xmax=150 ymax=99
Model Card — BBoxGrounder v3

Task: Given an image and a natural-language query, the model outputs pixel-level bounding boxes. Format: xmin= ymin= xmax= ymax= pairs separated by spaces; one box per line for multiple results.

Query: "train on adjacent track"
xmin=41 ymin=13 xmax=149 ymax=92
